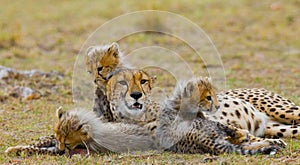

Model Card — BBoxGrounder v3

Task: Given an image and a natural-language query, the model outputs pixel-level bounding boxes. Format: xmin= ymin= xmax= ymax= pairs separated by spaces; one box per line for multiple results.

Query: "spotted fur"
xmin=53 ymin=107 xmax=155 ymax=154
xmin=85 ymin=42 xmax=131 ymax=120
xmin=221 ymin=88 xmax=300 ymax=125
xmin=5 ymin=135 xmax=63 ymax=156
xmin=106 ymin=69 xmax=159 ymax=124
xmin=85 ymin=42 xmax=127 ymax=90
xmin=156 ymin=79 xmax=282 ymax=155
xmin=218 ymin=88 xmax=300 ymax=138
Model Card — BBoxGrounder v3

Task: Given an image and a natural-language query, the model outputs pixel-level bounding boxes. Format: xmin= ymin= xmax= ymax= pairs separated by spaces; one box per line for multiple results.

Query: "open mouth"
xmin=130 ymin=102 xmax=143 ymax=110
xmin=68 ymin=145 xmax=88 ymax=157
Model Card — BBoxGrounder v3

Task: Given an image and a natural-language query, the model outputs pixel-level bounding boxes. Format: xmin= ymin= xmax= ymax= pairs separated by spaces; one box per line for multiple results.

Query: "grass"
xmin=0 ymin=0 xmax=299 ymax=164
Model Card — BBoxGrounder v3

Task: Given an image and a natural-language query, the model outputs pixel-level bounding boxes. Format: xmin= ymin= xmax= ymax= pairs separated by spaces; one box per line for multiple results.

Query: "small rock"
xmin=20 ymin=70 xmax=45 ymax=77
xmin=0 ymin=65 xmax=64 ymax=80
xmin=9 ymin=86 xmax=41 ymax=100
xmin=0 ymin=66 xmax=20 ymax=79
xmin=270 ymin=2 xmax=283 ymax=11
xmin=0 ymin=95 xmax=8 ymax=102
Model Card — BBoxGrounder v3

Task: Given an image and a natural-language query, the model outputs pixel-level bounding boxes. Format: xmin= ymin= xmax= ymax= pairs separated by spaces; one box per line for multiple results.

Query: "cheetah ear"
xmin=184 ymin=80 xmax=202 ymax=103
xmin=80 ymin=124 xmax=90 ymax=136
xmin=196 ymin=111 xmax=205 ymax=119
xmin=56 ymin=106 xmax=65 ymax=119
xmin=151 ymin=75 xmax=157 ymax=83
xmin=183 ymin=81 xmax=195 ymax=98
xmin=86 ymin=46 xmax=95 ymax=56
xmin=147 ymin=75 xmax=157 ymax=90
xmin=205 ymin=77 xmax=212 ymax=83
xmin=85 ymin=50 xmax=93 ymax=74
xmin=107 ymin=42 xmax=119 ymax=57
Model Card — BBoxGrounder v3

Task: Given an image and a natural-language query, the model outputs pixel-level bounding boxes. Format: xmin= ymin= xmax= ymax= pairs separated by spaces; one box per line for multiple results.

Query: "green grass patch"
xmin=1 ymin=0 xmax=299 ymax=164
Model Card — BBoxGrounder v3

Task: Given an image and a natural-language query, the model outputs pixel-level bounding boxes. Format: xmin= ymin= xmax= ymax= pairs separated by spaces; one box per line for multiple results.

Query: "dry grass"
xmin=0 ymin=0 xmax=299 ymax=164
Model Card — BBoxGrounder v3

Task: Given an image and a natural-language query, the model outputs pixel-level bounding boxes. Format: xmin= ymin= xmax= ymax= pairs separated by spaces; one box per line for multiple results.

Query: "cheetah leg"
xmin=5 ymin=145 xmax=62 ymax=156
xmin=241 ymin=141 xmax=283 ymax=151
xmin=264 ymin=120 xmax=300 ymax=139
xmin=248 ymin=134 xmax=287 ymax=147
xmin=33 ymin=135 xmax=57 ymax=148
xmin=263 ymin=105 xmax=300 ymax=125
xmin=225 ymin=125 xmax=250 ymax=144
xmin=225 ymin=125 xmax=287 ymax=148
xmin=5 ymin=135 xmax=62 ymax=156
xmin=221 ymin=89 xmax=300 ymax=125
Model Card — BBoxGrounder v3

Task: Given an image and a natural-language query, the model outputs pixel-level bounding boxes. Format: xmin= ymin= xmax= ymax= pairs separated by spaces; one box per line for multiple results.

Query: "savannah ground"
xmin=0 ymin=0 xmax=299 ymax=164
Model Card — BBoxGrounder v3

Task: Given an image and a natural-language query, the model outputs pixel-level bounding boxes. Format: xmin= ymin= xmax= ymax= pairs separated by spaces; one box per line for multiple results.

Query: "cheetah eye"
xmin=107 ymin=74 xmax=113 ymax=80
xmin=97 ymin=67 xmax=103 ymax=73
xmin=206 ymin=96 xmax=212 ymax=101
xmin=76 ymin=124 xmax=83 ymax=131
xmin=118 ymin=80 xmax=127 ymax=86
xmin=140 ymin=79 xmax=148 ymax=84
xmin=87 ymin=71 xmax=92 ymax=74
xmin=113 ymin=52 xmax=118 ymax=57
xmin=65 ymin=143 xmax=71 ymax=148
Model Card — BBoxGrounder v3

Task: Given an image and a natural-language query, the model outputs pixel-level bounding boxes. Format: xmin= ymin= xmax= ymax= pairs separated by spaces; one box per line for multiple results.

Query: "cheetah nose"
xmin=130 ymin=92 xmax=142 ymax=100
xmin=216 ymin=105 xmax=220 ymax=109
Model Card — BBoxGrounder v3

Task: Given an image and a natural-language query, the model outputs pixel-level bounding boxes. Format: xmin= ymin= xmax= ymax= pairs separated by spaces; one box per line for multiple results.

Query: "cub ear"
xmin=148 ymin=75 xmax=157 ymax=89
xmin=86 ymin=46 xmax=95 ymax=56
xmin=196 ymin=111 xmax=206 ymax=119
xmin=56 ymin=106 xmax=65 ymax=119
xmin=85 ymin=52 xmax=93 ymax=74
xmin=183 ymin=81 xmax=195 ymax=98
xmin=107 ymin=42 xmax=120 ymax=57
xmin=205 ymin=77 xmax=212 ymax=83
xmin=81 ymin=124 xmax=90 ymax=136
xmin=151 ymin=75 xmax=157 ymax=83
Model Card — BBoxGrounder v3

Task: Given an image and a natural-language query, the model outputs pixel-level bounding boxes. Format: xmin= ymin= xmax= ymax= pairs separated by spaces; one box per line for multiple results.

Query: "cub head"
xmin=106 ymin=69 xmax=155 ymax=118
xmin=54 ymin=107 xmax=91 ymax=151
xmin=181 ymin=77 xmax=219 ymax=114
xmin=85 ymin=42 xmax=121 ymax=88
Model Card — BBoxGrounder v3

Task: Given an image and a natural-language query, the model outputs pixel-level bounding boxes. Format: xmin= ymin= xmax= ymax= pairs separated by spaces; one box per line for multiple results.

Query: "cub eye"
xmin=118 ymin=80 xmax=127 ymax=86
xmin=65 ymin=143 xmax=71 ymax=148
xmin=107 ymin=74 xmax=113 ymax=80
xmin=97 ymin=67 xmax=103 ymax=73
xmin=76 ymin=124 xmax=83 ymax=131
xmin=87 ymin=71 xmax=92 ymax=74
xmin=113 ymin=52 xmax=118 ymax=57
xmin=206 ymin=96 xmax=212 ymax=101
xmin=140 ymin=79 xmax=148 ymax=84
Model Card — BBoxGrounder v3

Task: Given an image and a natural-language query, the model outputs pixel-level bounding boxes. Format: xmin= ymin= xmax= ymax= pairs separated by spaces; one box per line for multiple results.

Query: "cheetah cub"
xmin=190 ymin=78 xmax=297 ymax=138
xmin=85 ymin=42 xmax=129 ymax=90
xmin=156 ymin=78 xmax=282 ymax=155
xmin=54 ymin=107 xmax=156 ymax=154
xmin=85 ymin=42 xmax=130 ymax=119
xmin=6 ymin=107 xmax=156 ymax=156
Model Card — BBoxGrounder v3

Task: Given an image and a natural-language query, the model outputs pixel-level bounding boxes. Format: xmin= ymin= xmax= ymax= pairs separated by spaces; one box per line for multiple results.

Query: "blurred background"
xmin=1 ymin=0 xmax=299 ymax=91
xmin=0 ymin=0 xmax=299 ymax=163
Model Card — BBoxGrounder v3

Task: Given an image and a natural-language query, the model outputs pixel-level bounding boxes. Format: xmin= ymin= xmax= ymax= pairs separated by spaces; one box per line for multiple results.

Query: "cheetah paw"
xmin=5 ymin=146 xmax=22 ymax=154
xmin=266 ymin=139 xmax=287 ymax=148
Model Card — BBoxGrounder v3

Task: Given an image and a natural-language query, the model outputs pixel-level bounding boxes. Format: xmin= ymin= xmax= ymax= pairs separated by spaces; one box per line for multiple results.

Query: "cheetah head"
xmin=106 ymin=69 xmax=155 ymax=119
xmin=85 ymin=42 xmax=121 ymax=88
xmin=54 ymin=107 xmax=91 ymax=152
xmin=181 ymin=77 xmax=219 ymax=115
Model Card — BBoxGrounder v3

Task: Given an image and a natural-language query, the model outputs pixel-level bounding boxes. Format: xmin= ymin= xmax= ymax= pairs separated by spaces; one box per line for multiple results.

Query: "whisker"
xmin=82 ymin=140 xmax=90 ymax=157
